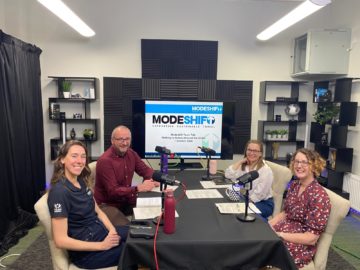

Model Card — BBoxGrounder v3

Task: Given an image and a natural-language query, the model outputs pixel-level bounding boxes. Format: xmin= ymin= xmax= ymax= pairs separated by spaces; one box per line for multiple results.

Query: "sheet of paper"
xmin=133 ymin=207 xmax=179 ymax=220
xmin=151 ymin=185 xmax=179 ymax=193
xmin=200 ymin=181 xmax=231 ymax=189
xmin=133 ymin=206 xmax=162 ymax=220
xmin=136 ymin=197 xmax=162 ymax=207
xmin=186 ymin=189 xmax=223 ymax=199
xmin=215 ymin=202 xmax=261 ymax=214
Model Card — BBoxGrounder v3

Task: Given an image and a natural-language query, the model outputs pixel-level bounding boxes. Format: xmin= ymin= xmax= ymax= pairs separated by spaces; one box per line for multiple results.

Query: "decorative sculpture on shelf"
xmin=70 ymin=128 xmax=76 ymax=139
xmin=285 ymin=103 xmax=300 ymax=120
xmin=83 ymin=128 xmax=94 ymax=140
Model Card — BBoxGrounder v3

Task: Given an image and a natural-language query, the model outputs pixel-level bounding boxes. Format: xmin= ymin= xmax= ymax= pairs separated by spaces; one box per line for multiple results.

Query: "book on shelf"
xmin=50 ymin=103 xmax=60 ymax=119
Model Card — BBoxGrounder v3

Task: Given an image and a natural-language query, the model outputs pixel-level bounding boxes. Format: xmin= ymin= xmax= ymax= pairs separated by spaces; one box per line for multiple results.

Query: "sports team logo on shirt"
xmin=54 ymin=203 xmax=62 ymax=213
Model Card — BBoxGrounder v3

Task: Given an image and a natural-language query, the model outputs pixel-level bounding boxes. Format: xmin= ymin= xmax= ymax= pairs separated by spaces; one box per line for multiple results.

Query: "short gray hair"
xmin=111 ymin=125 xmax=131 ymax=139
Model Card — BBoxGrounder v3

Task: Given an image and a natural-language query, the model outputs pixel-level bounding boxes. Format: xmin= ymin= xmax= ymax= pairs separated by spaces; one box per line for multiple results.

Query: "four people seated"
xmin=47 ymin=130 xmax=331 ymax=268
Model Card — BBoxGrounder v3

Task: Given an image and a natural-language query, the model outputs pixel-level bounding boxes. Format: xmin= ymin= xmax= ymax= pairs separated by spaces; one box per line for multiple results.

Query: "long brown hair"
xmin=242 ymin=140 xmax=264 ymax=171
xmin=50 ymin=140 xmax=91 ymax=188
xmin=289 ymin=148 xmax=326 ymax=178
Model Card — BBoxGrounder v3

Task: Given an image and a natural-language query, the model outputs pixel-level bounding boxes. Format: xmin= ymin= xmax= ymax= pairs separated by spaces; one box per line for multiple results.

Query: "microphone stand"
xmin=201 ymin=153 xmax=212 ymax=180
xmin=153 ymin=153 xmax=168 ymax=225
xmin=236 ymin=181 xmax=256 ymax=222
xmin=160 ymin=153 xmax=168 ymax=174
xmin=160 ymin=153 xmax=168 ymax=217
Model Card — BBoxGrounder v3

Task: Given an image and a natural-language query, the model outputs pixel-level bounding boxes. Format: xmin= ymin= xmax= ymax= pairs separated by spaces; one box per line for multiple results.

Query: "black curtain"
xmin=0 ymin=30 xmax=45 ymax=254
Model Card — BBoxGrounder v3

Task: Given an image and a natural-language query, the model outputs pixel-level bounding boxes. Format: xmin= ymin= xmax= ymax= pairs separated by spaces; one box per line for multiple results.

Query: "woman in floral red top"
xmin=269 ymin=148 xmax=331 ymax=268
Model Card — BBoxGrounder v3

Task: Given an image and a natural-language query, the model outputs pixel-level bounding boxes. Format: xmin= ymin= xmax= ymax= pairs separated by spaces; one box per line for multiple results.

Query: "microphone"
xmin=236 ymin=171 xmax=259 ymax=185
xmin=155 ymin=146 xmax=171 ymax=155
xmin=198 ymin=146 xmax=216 ymax=156
xmin=152 ymin=171 xmax=181 ymax=186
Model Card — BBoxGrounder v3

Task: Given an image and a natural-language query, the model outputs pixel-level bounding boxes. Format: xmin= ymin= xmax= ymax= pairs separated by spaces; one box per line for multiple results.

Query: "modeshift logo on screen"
xmin=152 ymin=115 xmax=216 ymax=125
xmin=191 ymin=105 xmax=222 ymax=113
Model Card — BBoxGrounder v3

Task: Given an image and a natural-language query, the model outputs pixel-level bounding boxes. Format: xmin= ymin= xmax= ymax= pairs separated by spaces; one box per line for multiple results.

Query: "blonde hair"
xmin=242 ymin=139 xmax=264 ymax=171
xmin=289 ymin=148 xmax=325 ymax=177
xmin=50 ymin=140 xmax=91 ymax=188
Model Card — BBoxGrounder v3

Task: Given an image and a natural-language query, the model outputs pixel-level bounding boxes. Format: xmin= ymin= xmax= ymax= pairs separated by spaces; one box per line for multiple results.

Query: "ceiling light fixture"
xmin=37 ymin=0 xmax=95 ymax=37
xmin=256 ymin=0 xmax=331 ymax=41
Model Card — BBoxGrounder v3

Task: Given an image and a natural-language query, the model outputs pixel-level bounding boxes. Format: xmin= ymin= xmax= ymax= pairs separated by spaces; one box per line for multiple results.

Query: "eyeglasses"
xmin=246 ymin=149 xmax=261 ymax=153
xmin=113 ymin=137 xmax=131 ymax=143
xmin=293 ymin=160 xmax=309 ymax=166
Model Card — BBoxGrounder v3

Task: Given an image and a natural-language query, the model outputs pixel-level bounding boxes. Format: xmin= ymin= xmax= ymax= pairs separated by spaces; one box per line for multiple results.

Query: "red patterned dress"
xmin=273 ymin=179 xmax=331 ymax=268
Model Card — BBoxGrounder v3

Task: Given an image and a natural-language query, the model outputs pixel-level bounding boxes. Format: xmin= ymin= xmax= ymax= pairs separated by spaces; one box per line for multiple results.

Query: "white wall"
xmin=0 ymin=0 xmax=4 ymax=27
xmin=2 ymin=0 xmax=360 ymax=186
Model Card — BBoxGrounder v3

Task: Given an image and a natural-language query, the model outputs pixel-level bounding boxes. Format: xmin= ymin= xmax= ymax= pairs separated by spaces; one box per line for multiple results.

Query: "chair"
xmin=88 ymin=161 xmax=97 ymax=189
xmin=302 ymin=188 xmax=350 ymax=270
xmin=34 ymin=193 xmax=117 ymax=270
xmin=265 ymin=160 xmax=292 ymax=216
xmin=88 ymin=160 xmax=131 ymax=226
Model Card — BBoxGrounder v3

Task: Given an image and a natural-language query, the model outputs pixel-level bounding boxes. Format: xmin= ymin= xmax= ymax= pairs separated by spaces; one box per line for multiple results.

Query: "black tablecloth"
xmin=119 ymin=170 xmax=296 ymax=270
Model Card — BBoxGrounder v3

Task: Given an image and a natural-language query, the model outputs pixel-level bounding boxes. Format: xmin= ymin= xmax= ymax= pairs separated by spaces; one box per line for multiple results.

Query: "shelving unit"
xmin=310 ymin=77 xmax=358 ymax=199
xmin=48 ymin=76 xmax=99 ymax=160
xmin=258 ymin=81 xmax=307 ymax=164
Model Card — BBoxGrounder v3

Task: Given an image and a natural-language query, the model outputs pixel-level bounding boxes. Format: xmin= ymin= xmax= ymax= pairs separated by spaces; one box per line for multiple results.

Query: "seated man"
xmin=95 ymin=125 xmax=158 ymax=224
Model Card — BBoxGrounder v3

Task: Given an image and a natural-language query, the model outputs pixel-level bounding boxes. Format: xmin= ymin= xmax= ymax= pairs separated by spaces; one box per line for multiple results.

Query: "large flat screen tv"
xmin=132 ymin=100 xmax=235 ymax=160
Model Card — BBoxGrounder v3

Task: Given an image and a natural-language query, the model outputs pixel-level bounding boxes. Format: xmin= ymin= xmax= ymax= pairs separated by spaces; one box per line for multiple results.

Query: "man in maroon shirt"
xmin=94 ymin=125 xmax=158 ymax=221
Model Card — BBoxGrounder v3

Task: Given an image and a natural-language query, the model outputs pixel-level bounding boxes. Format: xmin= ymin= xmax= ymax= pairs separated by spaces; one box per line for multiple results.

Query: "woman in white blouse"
xmin=225 ymin=140 xmax=274 ymax=219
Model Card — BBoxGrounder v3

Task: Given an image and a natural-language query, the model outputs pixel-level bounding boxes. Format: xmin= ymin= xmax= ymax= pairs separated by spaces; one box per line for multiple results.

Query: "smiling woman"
xmin=225 ymin=139 xmax=274 ymax=219
xmin=269 ymin=148 xmax=331 ymax=269
xmin=47 ymin=140 xmax=128 ymax=269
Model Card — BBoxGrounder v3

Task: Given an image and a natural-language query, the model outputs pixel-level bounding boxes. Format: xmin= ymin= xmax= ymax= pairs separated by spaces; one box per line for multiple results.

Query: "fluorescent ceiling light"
xmin=256 ymin=0 xmax=331 ymax=41
xmin=37 ymin=0 xmax=95 ymax=37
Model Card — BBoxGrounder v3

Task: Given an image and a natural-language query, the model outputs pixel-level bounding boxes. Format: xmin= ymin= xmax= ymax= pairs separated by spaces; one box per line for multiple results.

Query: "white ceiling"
xmin=2 ymin=0 xmax=358 ymax=44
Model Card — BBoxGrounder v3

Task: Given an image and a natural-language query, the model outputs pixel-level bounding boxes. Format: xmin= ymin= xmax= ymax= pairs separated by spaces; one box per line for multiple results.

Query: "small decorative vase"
xmin=83 ymin=129 xmax=94 ymax=140
xmin=63 ymin=91 xmax=70 ymax=98
xmin=285 ymin=103 xmax=300 ymax=121
xmin=70 ymin=128 xmax=76 ymax=139
xmin=272 ymin=142 xmax=280 ymax=160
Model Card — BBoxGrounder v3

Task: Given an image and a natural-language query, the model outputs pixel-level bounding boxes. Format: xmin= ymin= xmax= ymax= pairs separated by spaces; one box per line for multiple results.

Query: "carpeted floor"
xmin=6 ymin=232 xmax=357 ymax=270
xmin=7 ymin=233 xmax=51 ymax=270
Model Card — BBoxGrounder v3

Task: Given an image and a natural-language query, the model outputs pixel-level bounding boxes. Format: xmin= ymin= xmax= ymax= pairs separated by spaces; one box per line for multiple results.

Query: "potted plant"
xmin=61 ymin=81 xmax=72 ymax=98
xmin=83 ymin=128 xmax=94 ymax=140
xmin=313 ymin=104 xmax=340 ymax=126
xmin=265 ymin=130 xmax=272 ymax=140
xmin=278 ymin=129 xmax=288 ymax=140
xmin=271 ymin=130 xmax=279 ymax=139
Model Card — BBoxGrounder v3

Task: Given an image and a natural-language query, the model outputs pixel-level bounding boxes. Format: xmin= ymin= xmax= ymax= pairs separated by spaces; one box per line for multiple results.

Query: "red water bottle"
xmin=163 ymin=190 xmax=176 ymax=234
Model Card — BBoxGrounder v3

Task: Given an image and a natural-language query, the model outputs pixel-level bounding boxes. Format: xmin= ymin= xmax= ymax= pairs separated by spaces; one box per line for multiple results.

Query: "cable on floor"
xmin=0 ymin=253 xmax=21 ymax=268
